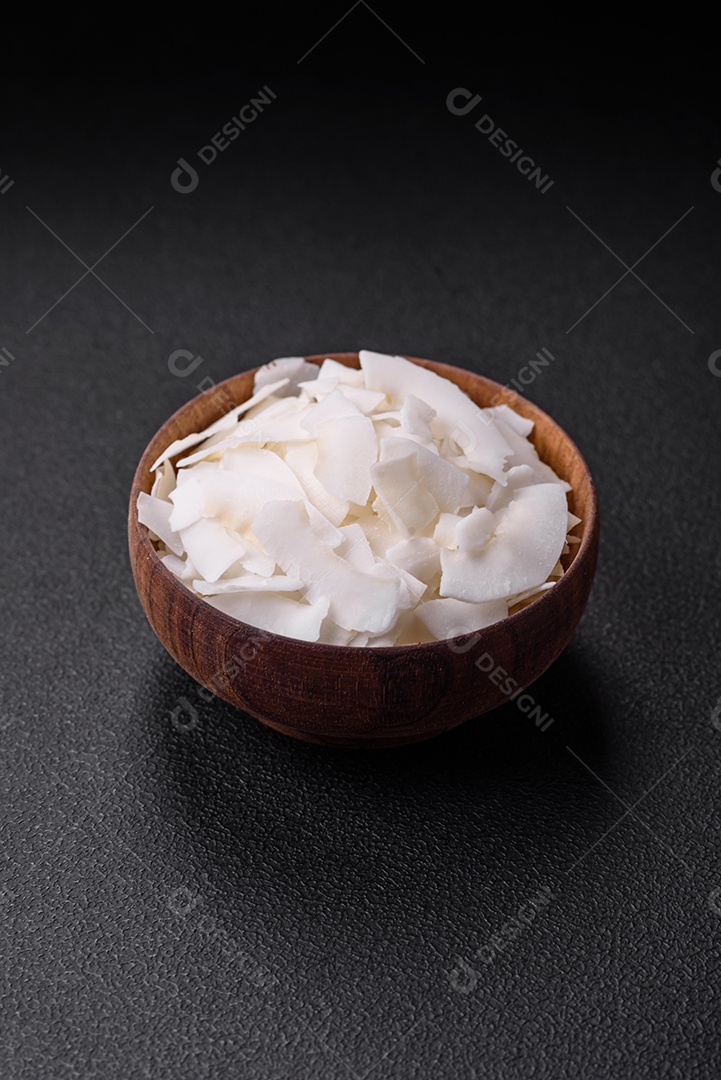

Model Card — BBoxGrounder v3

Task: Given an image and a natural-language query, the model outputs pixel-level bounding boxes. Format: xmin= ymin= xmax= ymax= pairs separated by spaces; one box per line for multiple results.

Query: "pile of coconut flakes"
xmin=138 ymin=351 xmax=580 ymax=645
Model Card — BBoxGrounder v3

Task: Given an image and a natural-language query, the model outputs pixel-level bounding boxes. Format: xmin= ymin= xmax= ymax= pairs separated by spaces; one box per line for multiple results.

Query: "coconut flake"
xmin=416 ymin=597 xmax=508 ymax=639
xmin=151 ymin=460 xmax=176 ymax=501
xmin=150 ymin=379 xmax=289 ymax=472
xmin=337 ymin=524 xmax=377 ymax=572
xmin=297 ymin=376 xmax=340 ymax=400
xmin=193 ymin=574 xmax=304 ymax=595
xmin=339 ymin=386 xmax=388 ymax=414
xmin=440 ymin=483 xmax=568 ymax=603
xmin=178 ymin=518 xmax=247 ymax=583
xmin=317 ymin=358 xmax=365 ymax=386
xmin=208 ymin=591 xmax=329 ymax=642
xmin=234 ymin=534 xmax=276 ymax=578
xmin=379 ymin=437 xmax=469 ymax=513
xmin=400 ymin=394 xmax=436 ymax=441
xmin=371 ymin=451 xmax=439 ymax=537
xmin=433 ymin=512 xmax=462 ymax=549
xmin=177 ymin=402 xmax=313 ymax=466
xmin=252 ymin=500 xmax=400 ymax=634
xmin=314 ymin=415 xmax=377 ymax=505
xmin=300 ymin=388 xmax=362 ymax=434
xmin=284 ymin=442 xmax=349 ymax=526
xmin=456 ymin=506 xmax=495 ymax=551
xmin=253 ymin=356 xmax=318 ymax=395
xmin=201 ymin=472 xmax=304 ymax=532
xmin=220 ymin=447 xmax=305 ymax=491
xmin=138 ymin=492 xmax=184 ymax=556
xmin=485 ymin=404 xmax=534 ymax=437
xmin=360 ymin=350 xmax=512 ymax=483
xmin=385 ymin=537 xmax=441 ymax=582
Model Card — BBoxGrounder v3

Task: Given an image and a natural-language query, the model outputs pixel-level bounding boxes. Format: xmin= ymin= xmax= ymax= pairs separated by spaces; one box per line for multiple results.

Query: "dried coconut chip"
xmin=416 ymin=597 xmax=508 ymax=639
xmin=137 ymin=492 xmax=183 ymax=556
xmin=193 ymin=574 xmax=304 ymax=595
xmin=208 ymin=591 xmax=329 ymax=641
xmin=314 ymin=414 xmax=377 ymax=505
xmin=150 ymin=378 xmax=289 ymax=472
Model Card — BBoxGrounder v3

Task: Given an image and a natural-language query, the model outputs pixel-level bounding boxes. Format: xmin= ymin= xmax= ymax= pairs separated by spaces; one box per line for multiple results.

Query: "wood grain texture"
xmin=128 ymin=353 xmax=599 ymax=748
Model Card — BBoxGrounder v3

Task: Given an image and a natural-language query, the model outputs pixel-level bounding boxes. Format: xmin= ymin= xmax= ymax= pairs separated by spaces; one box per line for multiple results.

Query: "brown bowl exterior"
xmin=128 ymin=353 xmax=599 ymax=748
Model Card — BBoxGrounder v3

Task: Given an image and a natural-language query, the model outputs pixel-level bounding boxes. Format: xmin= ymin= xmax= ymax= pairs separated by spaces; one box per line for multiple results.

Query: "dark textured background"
xmin=2 ymin=21 xmax=721 ymax=1079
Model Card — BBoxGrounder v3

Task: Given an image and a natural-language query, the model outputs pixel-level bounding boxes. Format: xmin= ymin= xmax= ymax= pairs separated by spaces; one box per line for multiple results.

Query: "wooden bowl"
xmin=128 ymin=353 xmax=599 ymax=748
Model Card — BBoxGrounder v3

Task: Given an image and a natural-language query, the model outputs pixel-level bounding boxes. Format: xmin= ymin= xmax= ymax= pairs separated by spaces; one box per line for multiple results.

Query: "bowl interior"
xmin=130 ymin=352 xmax=597 ymax=649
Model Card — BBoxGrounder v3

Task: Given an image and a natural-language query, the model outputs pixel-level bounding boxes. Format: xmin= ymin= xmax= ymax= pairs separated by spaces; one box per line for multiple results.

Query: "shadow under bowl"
xmin=128 ymin=353 xmax=599 ymax=748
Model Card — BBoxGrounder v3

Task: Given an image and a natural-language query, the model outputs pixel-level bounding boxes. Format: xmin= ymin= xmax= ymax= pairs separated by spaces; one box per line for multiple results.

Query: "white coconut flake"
xmin=207 ymin=591 xmax=329 ymax=642
xmin=178 ymin=518 xmax=247 ymax=583
xmin=372 ymin=451 xmax=439 ymax=537
xmin=360 ymin=350 xmax=512 ymax=483
xmin=400 ymin=394 xmax=436 ymax=441
xmin=177 ymin=403 xmax=313 ymax=466
xmin=340 ymin=386 xmax=388 ymax=414
xmin=193 ymin=574 xmax=304 ymax=595
xmin=433 ymin=512 xmax=462 ymax=549
xmin=150 ymin=379 xmax=289 ymax=472
xmin=254 ymin=357 xmax=318 ymax=395
xmin=379 ymin=437 xmax=469 ymax=513
xmin=189 ymin=471 xmax=305 ymax=533
xmin=337 ymin=524 xmax=377 ymax=572
xmin=284 ymin=442 xmax=349 ymax=526
xmin=485 ymin=404 xmax=534 ymax=437
xmin=508 ymin=580 xmax=557 ymax=607
xmin=151 ymin=459 xmax=176 ymax=501
xmin=233 ymin=535 xmax=276 ymax=578
xmin=314 ymin=415 xmax=377 ymax=505
xmin=372 ymin=561 xmax=427 ymax=610
xmin=456 ymin=506 xmax=495 ymax=552
xmin=486 ymin=464 xmax=536 ymax=513
xmin=317 ymin=358 xmax=365 ymax=386
xmin=252 ymin=500 xmax=400 ymax=634
xmin=138 ymin=492 xmax=184 ymax=556
xmin=318 ymin=619 xmax=356 ymax=645
xmin=385 ymin=537 xmax=441 ymax=582
xmin=161 ymin=552 xmax=187 ymax=577
xmin=297 ymin=376 xmax=340 ymax=400
xmin=416 ymin=597 xmax=508 ymax=639
xmin=140 ymin=352 xmax=580 ymax=643
xmin=440 ymin=483 xmax=568 ymax=603
xmin=300 ymin=388 xmax=362 ymax=434
xmin=220 ymin=446 xmax=305 ymax=491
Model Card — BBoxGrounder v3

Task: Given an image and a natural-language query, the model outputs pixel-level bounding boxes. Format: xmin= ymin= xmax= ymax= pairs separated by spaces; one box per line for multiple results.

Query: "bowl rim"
xmin=129 ymin=352 xmax=599 ymax=653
